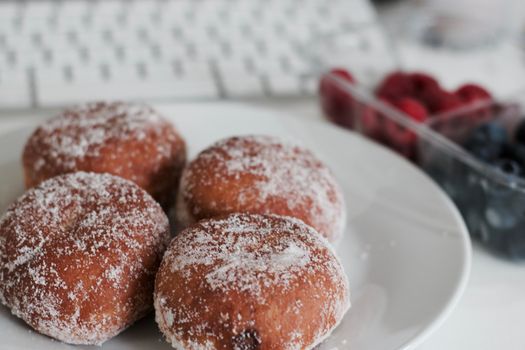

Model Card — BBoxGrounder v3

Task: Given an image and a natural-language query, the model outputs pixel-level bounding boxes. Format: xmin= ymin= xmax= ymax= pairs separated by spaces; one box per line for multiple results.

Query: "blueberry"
xmin=480 ymin=159 xmax=520 ymax=207
xmin=492 ymin=158 xmax=522 ymax=178
xmin=514 ymin=119 xmax=525 ymax=144
xmin=479 ymin=171 xmax=525 ymax=258
xmin=464 ymin=141 xmax=503 ymax=162
xmin=485 ymin=205 xmax=517 ymax=230
xmin=459 ymin=172 xmax=486 ymax=237
xmin=472 ymin=122 xmax=508 ymax=144
xmin=501 ymin=143 xmax=525 ymax=166
xmin=505 ymin=229 xmax=525 ymax=260
xmin=481 ymin=186 xmax=525 ymax=259
xmin=464 ymin=122 xmax=508 ymax=161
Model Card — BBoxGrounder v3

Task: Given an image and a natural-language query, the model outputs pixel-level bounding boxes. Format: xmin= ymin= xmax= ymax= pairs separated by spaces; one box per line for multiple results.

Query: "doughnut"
xmin=177 ymin=135 xmax=346 ymax=242
xmin=22 ymin=101 xmax=186 ymax=209
xmin=154 ymin=213 xmax=350 ymax=350
xmin=0 ymin=172 xmax=170 ymax=345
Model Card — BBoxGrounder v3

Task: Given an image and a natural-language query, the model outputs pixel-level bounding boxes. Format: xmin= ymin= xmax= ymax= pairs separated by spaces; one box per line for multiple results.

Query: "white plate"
xmin=0 ymin=103 xmax=471 ymax=350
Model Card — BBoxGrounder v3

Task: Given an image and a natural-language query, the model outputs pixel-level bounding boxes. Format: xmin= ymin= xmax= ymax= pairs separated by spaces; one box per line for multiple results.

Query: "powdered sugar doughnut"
xmin=177 ymin=135 xmax=346 ymax=242
xmin=0 ymin=172 xmax=170 ymax=345
xmin=154 ymin=213 xmax=350 ymax=350
xmin=22 ymin=101 xmax=186 ymax=209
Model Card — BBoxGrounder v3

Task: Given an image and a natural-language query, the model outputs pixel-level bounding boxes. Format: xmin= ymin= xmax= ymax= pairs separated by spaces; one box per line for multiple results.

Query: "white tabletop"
xmin=1 ymin=98 xmax=523 ymax=350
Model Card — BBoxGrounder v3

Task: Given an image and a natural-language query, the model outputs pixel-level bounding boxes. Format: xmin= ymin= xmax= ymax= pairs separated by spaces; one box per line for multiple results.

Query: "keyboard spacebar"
xmin=36 ymin=80 xmax=219 ymax=107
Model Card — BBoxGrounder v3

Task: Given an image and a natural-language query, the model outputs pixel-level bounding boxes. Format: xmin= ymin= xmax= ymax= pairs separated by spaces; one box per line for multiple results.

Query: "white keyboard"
xmin=0 ymin=0 xmax=376 ymax=109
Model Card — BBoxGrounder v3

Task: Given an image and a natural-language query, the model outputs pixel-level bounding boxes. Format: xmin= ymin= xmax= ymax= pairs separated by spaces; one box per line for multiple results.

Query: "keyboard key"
xmin=182 ymin=61 xmax=215 ymax=80
xmin=58 ymin=1 xmax=90 ymax=16
xmin=93 ymin=0 xmax=125 ymax=15
xmin=219 ymin=64 xmax=264 ymax=97
xmin=0 ymin=2 xmax=19 ymax=20
xmin=146 ymin=64 xmax=177 ymax=81
xmin=23 ymin=2 xmax=56 ymax=19
xmin=108 ymin=64 xmax=142 ymax=81
xmin=267 ymin=74 xmax=301 ymax=95
xmin=0 ymin=68 xmax=32 ymax=108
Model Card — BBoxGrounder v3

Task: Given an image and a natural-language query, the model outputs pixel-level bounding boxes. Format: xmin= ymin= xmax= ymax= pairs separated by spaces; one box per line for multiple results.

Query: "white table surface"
xmin=0 ymin=98 xmax=523 ymax=350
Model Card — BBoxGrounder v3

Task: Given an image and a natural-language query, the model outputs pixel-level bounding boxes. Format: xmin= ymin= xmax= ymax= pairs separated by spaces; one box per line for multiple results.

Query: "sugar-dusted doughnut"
xmin=155 ymin=213 xmax=350 ymax=349
xmin=0 ymin=172 xmax=170 ymax=345
xmin=177 ymin=135 xmax=346 ymax=242
xmin=22 ymin=101 xmax=186 ymax=209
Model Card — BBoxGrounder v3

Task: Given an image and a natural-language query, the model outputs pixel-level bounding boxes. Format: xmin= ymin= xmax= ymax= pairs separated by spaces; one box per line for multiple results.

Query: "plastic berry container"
xmin=310 ymin=27 xmax=525 ymax=259
xmin=420 ymin=103 xmax=525 ymax=259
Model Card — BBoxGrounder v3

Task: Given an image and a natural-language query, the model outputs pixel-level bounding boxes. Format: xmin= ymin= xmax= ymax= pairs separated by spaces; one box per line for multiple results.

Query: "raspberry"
xmin=384 ymin=97 xmax=428 ymax=160
xmin=319 ymin=68 xmax=356 ymax=128
xmin=455 ymin=84 xmax=492 ymax=104
xmin=454 ymin=84 xmax=494 ymax=121
xmin=327 ymin=68 xmax=354 ymax=83
xmin=359 ymin=105 xmax=384 ymax=141
xmin=409 ymin=72 xmax=442 ymax=108
xmin=392 ymin=98 xmax=429 ymax=123
xmin=410 ymin=72 xmax=440 ymax=92
xmin=376 ymin=71 xmax=414 ymax=102
xmin=427 ymin=90 xmax=464 ymax=114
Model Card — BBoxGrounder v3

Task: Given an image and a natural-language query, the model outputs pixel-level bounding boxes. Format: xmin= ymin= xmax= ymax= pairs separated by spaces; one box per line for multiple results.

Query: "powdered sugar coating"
xmin=178 ymin=135 xmax=346 ymax=242
xmin=155 ymin=213 xmax=350 ymax=350
xmin=0 ymin=172 xmax=170 ymax=345
xmin=22 ymin=101 xmax=187 ymax=209
xmin=30 ymin=102 xmax=170 ymax=169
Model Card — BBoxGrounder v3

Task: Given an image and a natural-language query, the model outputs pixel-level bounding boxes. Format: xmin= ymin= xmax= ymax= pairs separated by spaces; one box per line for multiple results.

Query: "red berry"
xmin=455 ymin=84 xmax=493 ymax=121
xmin=392 ymin=98 xmax=428 ymax=122
xmin=359 ymin=105 xmax=384 ymax=141
xmin=329 ymin=68 xmax=355 ymax=83
xmin=427 ymin=90 xmax=464 ymax=114
xmin=455 ymin=84 xmax=492 ymax=103
xmin=319 ymin=69 xmax=356 ymax=128
xmin=410 ymin=72 xmax=440 ymax=92
xmin=376 ymin=71 xmax=414 ymax=102
xmin=385 ymin=97 xmax=428 ymax=160
xmin=409 ymin=72 xmax=442 ymax=108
